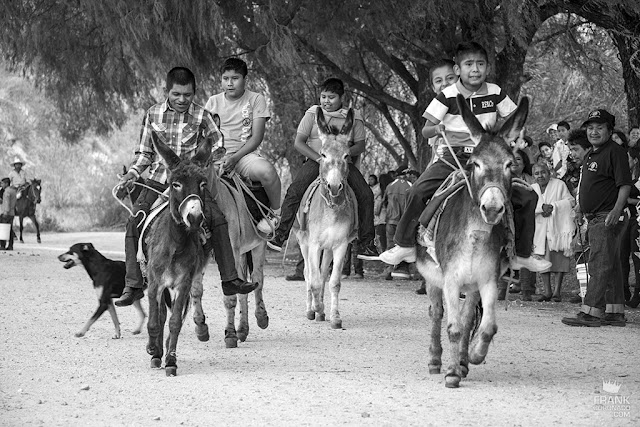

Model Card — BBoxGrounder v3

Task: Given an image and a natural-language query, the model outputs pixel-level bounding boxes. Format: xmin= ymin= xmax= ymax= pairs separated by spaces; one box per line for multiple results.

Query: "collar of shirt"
xmin=162 ymin=99 xmax=195 ymax=117
xmin=455 ymin=80 xmax=488 ymax=98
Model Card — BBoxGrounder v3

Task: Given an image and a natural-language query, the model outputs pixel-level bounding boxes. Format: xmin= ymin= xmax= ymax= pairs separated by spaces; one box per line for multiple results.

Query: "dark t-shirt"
xmin=579 ymin=139 xmax=632 ymax=214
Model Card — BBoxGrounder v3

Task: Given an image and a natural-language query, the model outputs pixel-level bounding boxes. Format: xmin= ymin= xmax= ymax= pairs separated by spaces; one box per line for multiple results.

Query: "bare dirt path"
xmin=1 ymin=232 xmax=638 ymax=426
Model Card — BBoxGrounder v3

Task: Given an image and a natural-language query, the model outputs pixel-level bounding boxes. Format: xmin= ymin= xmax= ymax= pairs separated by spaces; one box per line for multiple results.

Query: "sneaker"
xmin=341 ymin=274 xmax=349 ymax=280
xmin=379 ymin=245 xmax=416 ymax=265
xmin=509 ymin=255 xmax=552 ymax=272
xmin=285 ymin=273 xmax=305 ymax=281
xmin=357 ymin=242 xmax=380 ymax=261
xmin=267 ymin=235 xmax=285 ymax=252
xmin=353 ymin=273 xmax=364 ymax=280
xmin=115 ymin=287 xmax=145 ymax=307
xmin=568 ymin=294 xmax=582 ymax=304
xmin=257 ymin=213 xmax=281 ymax=234
xmin=561 ymin=312 xmax=601 ymax=327
xmin=601 ymin=313 xmax=626 ymax=327
xmin=391 ymin=266 xmax=411 ymax=279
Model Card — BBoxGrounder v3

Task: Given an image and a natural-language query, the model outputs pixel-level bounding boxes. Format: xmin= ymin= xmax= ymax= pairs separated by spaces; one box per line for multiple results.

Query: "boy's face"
xmin=166 ymin=83 xmax=194 ymax=113
xmin=569 ymin=144 xmax=588 ymax=163
xmin=221 ymin=70 xmax=246 ymax=100
xmin=630 ymin=128 xmax=640 ymax=144
xmin=320 ymin=91 xmax=342 ymax=112
xmin=557 ymin=126 xmax=569 ymax=142
xmin=547 ymin=129 xmax=558 ymax=142
xmin=431 ymin=65 xmax=457 ymax=94
xmin=539 ymin=145 xmax=552 ymax=159
xmin=455 ymin=53 xmax=488 ymax=90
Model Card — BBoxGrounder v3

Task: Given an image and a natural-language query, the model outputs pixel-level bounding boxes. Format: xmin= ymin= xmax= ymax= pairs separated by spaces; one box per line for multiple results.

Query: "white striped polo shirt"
xmin=423 ymin=80 xmax=517 ymax=147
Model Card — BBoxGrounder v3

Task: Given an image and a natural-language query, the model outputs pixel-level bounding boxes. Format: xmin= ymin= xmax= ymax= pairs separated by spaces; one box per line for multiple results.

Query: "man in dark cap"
xmin=562 ymin=109 xmax=632 ymax=327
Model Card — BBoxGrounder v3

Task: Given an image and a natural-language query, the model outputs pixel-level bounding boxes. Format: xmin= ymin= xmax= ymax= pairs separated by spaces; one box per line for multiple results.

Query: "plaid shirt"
xmin=129 ymin=100 xmax=223 ymax=184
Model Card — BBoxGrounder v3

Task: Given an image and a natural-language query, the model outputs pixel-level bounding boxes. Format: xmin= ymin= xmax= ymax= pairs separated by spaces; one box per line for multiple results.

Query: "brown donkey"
xmin=144 ymin=134 xmax=212 ymax=376
xmin=297 ymin=108 xmax=356 ymax=329
xmin=416 ymin=94 xmax=529 ymax=388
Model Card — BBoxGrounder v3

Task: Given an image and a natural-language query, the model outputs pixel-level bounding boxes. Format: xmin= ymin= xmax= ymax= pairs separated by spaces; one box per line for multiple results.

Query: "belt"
xmin=449 ymin=146 xmax=474 ymax=155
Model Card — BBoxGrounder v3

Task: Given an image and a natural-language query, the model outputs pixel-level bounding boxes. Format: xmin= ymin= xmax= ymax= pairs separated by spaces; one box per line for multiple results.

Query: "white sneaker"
xmin=509 ymin=255 xmax=552 ymax=272
xmin=257 ymin=214 xmax=280 ymax=234
xmin=379 ymin=245 xmax=416 ymax=265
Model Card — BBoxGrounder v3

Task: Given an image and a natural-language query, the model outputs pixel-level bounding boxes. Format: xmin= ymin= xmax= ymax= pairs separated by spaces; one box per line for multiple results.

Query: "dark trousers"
xmin=375 ymin=223 xmax=387 ymax=253
xmin=395 ymin=152 xmax=536 ymax=257
xmin=0 ymin=214 xmax=15 ymax=249
xmin=582 ymin=213 xmax=627 ymax=316
xmin=276 ymin=160 xmax=375 ymax=246
xmin=342 ymin=240 xmax=364 ymax=276
xmin=619 ymin=216 xmax=640 ymax=293
xmin=125 ymin=179 xmax=238 ymax=289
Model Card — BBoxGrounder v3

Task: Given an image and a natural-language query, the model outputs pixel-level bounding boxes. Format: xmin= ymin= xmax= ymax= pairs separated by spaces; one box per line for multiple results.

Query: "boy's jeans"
xmin=276 ymin=160 xmax=375 ymax=246
xmin=581 ymin=212 xmax=627 ymax=317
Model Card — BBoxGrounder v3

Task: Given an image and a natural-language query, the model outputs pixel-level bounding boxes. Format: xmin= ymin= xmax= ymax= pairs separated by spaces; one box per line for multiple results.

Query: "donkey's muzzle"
xmin=479 ymin=186 xmax=506 ymax=225
xmin=179 ymin=195 xmax=204 ymax=230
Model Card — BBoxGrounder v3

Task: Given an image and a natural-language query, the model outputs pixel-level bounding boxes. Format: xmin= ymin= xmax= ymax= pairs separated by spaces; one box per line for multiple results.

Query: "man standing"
xmin=0 ymin=177 xmax=17 ymax=250
xmin=562 ymin=110 xmax=632 ymax=327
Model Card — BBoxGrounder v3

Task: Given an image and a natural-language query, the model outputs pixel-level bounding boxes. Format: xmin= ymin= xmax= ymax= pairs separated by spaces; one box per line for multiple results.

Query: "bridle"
xmin=319 ymin=177 xmax=345 ymax=209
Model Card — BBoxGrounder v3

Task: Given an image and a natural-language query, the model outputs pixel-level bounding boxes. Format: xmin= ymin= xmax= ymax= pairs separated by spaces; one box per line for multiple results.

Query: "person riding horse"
xmin=8 ymin=157 xmax=32 ymax=199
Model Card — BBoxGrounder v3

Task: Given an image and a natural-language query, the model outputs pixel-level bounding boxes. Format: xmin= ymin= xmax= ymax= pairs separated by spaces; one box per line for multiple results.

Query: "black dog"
xmin=58 ymin=243 xmax=146 ymax=339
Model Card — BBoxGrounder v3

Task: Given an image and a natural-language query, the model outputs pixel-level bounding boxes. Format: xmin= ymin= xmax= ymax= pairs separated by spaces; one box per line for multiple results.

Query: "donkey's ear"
xmin=340 ymin=108 xmax=354 ymax=136
xmin=316 ymin=107 xmax=332 ymax=135
xmin=192 ymin=137 xmax=213 ymax=166
xmin=456 ymin=94 xmax=485 ymax=145
xmin=498 ymin=97 xmax=529 ymax=144
xmin=151 ymin=132 xmax=181 ymax=170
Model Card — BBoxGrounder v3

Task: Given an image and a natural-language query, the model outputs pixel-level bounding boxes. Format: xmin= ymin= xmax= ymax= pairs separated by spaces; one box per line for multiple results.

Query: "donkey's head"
xmin=151 ymin=133 xmax=212 ymax=232
xmin=317 ymin=107 xmax=353 ymax=206
xmin=30 ymin=179 xmax=42 ymax=204
xmin=458 ymin=94 xmax=528 ymax=225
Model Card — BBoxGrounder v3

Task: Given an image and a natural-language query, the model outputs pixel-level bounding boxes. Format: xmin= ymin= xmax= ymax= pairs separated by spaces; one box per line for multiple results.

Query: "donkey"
xmin=190 ymin=165 xmax=269 ymax=348
xmin=416 ymin=94 xmax=529 ymax=388
xmin=297 ymin=107 xmax=356 ymax=329
xmin=16 ymin=179 xmax=42 ymax=243
xmin=144 ymin=134 xmax=212 ymax=376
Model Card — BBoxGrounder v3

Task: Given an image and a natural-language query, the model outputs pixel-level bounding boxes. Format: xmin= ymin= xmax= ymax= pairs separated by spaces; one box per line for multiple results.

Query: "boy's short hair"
xmin=567 ymin=129 xmax=590 ymax=150
xmin=1 ymin=177 xmax=10 ymax=185
xmin=454 ymin=42 xmax=488 ymax=64
xmin=613 ymin=129 xmax=629 ymax=147
xmin=429 ymin=59 xmax=456 ymax=82
xmin=320 ymin=78 xmax=345 ymax=96
xmin=167 ymin=67 xmax=196 ymax=92
xmin=220 ymin=57 xmax=248 ymax=77
xmin=557 ymin=121 xmax=570 ymax=131
xmin=368 ymin=174 xmax=378 ymax=184
xmin=538 ymin=141 xmax=552 ymax=150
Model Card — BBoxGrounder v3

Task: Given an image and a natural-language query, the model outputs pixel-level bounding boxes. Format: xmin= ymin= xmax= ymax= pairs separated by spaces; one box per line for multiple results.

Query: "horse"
xmin=297 ymin=107 xmax=356 ymax=329
xmin=143 ymin=133 xmax=212 ymax=377
xmin=189 ymin=159 xmax=270 ymax=349
xmin=15 ymin=179 xmax=42 ymax=243
xmin=415 ymin=94 xmax=529 ymax=388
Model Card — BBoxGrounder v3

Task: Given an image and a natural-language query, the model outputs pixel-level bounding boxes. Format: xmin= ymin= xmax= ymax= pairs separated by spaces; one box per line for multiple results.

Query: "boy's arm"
xmin=121 ymin=112 xmax=154 ymax=184
xmin=223 ymin=117 xmax=267 ymax=171
xmin=422 ymin=119 xmax=444 ymax=139
xmin=294 ymin=133 xmax=321 ymax=162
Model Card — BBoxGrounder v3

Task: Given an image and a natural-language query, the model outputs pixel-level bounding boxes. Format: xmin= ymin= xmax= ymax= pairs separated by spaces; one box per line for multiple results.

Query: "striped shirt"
xmin=423 ymin=80 xmax=517 ymax=147
xmin=129 ymin=100 xmax=223 ymax=184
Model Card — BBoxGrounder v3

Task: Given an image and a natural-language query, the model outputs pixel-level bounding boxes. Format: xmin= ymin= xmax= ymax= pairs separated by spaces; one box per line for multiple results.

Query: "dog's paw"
xmin=131 ymin=329 xmax=142 ymax=335
xmin=74 ymin=331 xmax=86 ymax=338
xmin=112 ymin=333 xmax=121 ymax=339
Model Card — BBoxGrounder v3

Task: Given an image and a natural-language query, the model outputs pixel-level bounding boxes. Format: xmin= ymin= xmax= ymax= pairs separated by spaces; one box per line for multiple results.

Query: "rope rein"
xmin=440 ymin=131 xmax=474 ymax=199
xmin=111 ymin=179 xmax=166 ymax=224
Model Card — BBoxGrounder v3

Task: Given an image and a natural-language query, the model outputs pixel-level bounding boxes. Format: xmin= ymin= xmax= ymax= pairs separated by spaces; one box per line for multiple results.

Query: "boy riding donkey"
xmin=379 ymin=42 xmax=551 ymax=274
xmin=115 ymin=67 xmax=258 ymax=307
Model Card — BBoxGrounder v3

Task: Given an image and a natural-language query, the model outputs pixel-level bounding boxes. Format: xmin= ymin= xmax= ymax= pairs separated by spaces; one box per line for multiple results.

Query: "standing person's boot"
xmin=115 ymin=286 xmax=145 ymax=306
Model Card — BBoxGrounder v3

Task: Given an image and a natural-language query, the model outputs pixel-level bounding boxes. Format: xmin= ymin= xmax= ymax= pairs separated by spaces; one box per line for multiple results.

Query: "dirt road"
xmin=1 ymin=232 xmax=638 ymax=426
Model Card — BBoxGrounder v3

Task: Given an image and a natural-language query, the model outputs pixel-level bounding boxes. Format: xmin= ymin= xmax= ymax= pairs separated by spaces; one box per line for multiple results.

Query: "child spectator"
xmin=427 ymin=59 xmax=458 ymax=165
xmin=379 ymin=41 xmax=550 ymax=273
xmin=629 ymin=126 xmax=640 ymax=148
xmin=552 ymin=121 xmax=571 ymax=178
xmin=611 ymin=129 xmax=628 ymax=148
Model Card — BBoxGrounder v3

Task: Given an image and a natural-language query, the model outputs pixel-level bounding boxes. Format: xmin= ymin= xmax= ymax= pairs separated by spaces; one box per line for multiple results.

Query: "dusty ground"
xmin=0 ymin=232 xmax=638 ymax=427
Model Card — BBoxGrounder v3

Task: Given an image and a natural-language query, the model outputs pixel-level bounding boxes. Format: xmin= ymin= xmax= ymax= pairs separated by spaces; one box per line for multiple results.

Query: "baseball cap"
xmin=582 ymin=109 xmax=615 ymax=128
xmin=546 ymin=124 xmax=558 ymax=133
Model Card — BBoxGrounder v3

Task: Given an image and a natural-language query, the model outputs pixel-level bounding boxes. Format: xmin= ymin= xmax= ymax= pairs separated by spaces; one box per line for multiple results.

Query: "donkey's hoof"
xmin=316 ymin=313 xmax=326 ymax=322
xmin=306 ymin=311 xmax=315 ymax=320
xmin=237 ymin=329 xmax=248 ymax=343
xmin=37 ymin=237 xmax=41 ymax=243
xmin=330 ymin=320 xmax=342 ymax=329
xmin=74 ymin=331 xmax=85 ymax=338
xmin=257 ymin=315 xmax=269 ymax=329
xmin=150 ymin=358 xmax=162 ymax=369
xmin=469 ymin=352 xmax=486 ymax=365
xmin=428 ymin=365 xmax=441 ymax=375
xmin=445 ymin=375 xmax=461 ymax=388
xmin=195 ymin=324 xmax=210 ymax=342
xmin=225 ymin=337 xmax=238 ymax=348
xmin=165 ymin=366 xmax=177 ymax=377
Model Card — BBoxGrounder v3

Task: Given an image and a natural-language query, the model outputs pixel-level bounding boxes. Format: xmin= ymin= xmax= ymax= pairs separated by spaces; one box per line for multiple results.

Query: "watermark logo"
xmin=594 ymin=379 xmax=631 ymax=418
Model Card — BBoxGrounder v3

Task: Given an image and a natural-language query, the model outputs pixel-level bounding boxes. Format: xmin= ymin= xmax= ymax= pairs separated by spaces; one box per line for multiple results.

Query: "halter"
xmin=176 ymin=194 xmax=204 ymax=226
xmin=319 ymin=177 xmax=345 ymax=209
xmin=477 ymin=182 xmax=508 ymax=203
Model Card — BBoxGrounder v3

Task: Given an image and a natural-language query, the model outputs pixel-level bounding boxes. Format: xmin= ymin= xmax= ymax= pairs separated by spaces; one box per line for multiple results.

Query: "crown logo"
xmin=602 ymin=379 xmax=622 ymax=394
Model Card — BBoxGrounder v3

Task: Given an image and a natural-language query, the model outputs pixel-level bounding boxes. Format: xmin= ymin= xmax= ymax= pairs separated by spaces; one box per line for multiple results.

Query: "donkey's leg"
xmin=307 ymin=244 xmax=325 ymax=321
xmin=18 ymin=216 xmax=24 ymax=243
xmin=459 ymin=291 xmax=481 ymax=378
xmin=316 ymin=248 xmax=333 ymax=323
xmin=252 ymin=245 xmax=269 ymax=329
xmin=31 ymin=215 xmax=41 ymax=243
xmin=146 ymin=283 xmax=163 ymax=369
xmin=191 ymin=266 xmax=209 ymax=342
xmin=443 ymin=277 xmax=464 ymax=388
xmin=328 ymin=244 xmax=348 ymax=329
xmin=165 ymin=288 xmax=188 ymax=377
xmin=237 ymin=257 xmax=250 ymax=343
xmin=223 ymin=294 xmax=239 ymax=348
xmin=427 ymin=284 xmax=444 ymax=374
xmin=469 ymin=279 xmax=498 ymax=365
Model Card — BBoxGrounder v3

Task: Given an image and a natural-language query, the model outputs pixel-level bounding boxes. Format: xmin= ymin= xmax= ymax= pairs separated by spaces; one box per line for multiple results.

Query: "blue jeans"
xmin=276 ymin=160 xmax=375 ymax=246
xmin=581 ymin=212 xmax=627 ymax=316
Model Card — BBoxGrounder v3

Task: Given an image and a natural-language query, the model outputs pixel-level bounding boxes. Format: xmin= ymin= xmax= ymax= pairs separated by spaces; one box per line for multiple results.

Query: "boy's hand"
xmin=222 ymin=155 xmax=239 ymax=172
xmin=435 ymin=124 xmax=446 ymax=135
xmin=118 ymin=171 xmax=137 ymax=188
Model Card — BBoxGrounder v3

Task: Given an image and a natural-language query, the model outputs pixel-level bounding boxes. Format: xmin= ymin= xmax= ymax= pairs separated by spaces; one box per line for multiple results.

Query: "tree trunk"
xmin=610 ymin=32 xmax=640 ymax=128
